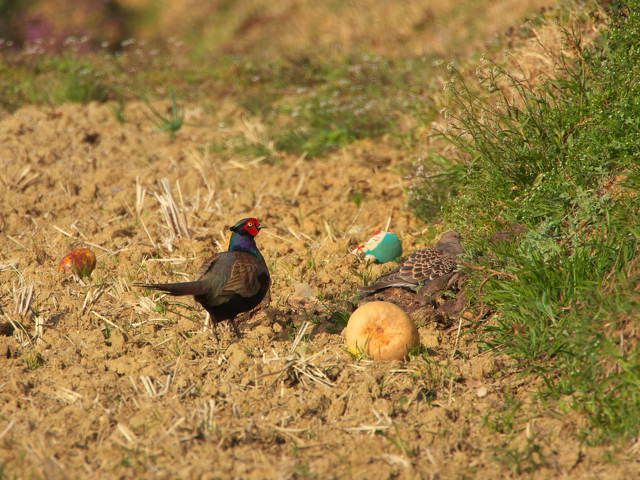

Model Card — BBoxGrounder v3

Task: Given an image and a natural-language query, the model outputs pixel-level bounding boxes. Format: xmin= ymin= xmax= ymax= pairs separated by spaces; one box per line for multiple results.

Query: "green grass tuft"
xmin=22 ymin=351 xmax=45 ymax=370
xmin=144 ymin=89 xmax=185 ymax=140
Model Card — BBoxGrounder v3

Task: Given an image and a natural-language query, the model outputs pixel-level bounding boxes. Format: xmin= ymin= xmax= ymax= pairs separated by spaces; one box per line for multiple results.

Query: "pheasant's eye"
xmin=247 ymin=222 xmax=254 ymax=227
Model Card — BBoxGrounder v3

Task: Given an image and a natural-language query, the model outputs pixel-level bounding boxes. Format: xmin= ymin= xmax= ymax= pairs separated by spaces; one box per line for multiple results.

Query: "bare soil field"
xmin=0 ymin=99 xmax=635 ymax=479
xmin=1 ymin=1 xmax=638 ymax=478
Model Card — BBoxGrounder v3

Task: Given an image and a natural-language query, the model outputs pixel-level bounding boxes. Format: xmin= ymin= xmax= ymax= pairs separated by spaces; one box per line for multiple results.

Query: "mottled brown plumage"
xmin=359 ymin=231 xmax=464 ymax=296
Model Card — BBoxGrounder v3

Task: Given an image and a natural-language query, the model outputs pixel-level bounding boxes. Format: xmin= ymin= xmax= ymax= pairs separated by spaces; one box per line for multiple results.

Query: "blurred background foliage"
xmin=0 ymin=0 xmax=549 ymax=58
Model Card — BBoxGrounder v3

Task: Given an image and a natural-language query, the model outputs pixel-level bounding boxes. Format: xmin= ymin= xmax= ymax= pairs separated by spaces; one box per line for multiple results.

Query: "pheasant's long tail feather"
xmin=133 ymin=281 xmax=208 ymax=296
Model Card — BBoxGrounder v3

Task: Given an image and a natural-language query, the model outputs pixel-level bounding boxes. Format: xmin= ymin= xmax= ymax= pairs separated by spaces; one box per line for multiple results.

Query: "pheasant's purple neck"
xmin=228 ymin=232 xmax=264 ymax=260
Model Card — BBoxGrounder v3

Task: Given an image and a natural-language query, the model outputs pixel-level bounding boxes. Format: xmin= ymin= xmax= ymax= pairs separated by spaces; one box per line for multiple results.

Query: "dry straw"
xmin=260 ymin=322 xmax=336 ymax=388
xmin=154 ymin=177 xmax=190 ymax=249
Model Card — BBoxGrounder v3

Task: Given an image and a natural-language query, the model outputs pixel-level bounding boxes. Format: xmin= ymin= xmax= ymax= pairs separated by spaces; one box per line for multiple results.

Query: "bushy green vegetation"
xmin=413 ymin=0 xmax=640 ymax=443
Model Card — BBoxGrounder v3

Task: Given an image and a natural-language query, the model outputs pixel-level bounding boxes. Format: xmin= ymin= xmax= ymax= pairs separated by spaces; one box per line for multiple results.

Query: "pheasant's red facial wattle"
xmin=243 ymin=219 xmax=261 ymax=237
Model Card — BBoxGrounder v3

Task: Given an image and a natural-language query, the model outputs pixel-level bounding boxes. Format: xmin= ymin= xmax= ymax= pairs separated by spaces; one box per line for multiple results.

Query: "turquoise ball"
xmin=364 ymin=232 xmax=403 ymax=263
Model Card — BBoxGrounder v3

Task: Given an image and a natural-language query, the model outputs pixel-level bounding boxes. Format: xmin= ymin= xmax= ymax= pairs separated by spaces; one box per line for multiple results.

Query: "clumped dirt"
xmin=0 ymin=99 xmax=636 ymax=479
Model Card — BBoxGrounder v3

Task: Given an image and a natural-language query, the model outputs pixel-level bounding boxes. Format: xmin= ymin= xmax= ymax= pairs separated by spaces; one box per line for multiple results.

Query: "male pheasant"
xmin=134 ymin=217 xmax=271 ymax=337
xmin=358 ymin=231 xmax=464 ymax=297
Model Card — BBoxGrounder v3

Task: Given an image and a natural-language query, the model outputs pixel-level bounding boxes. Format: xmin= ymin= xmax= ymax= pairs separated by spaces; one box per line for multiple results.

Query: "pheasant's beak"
xmin=257 ymin=224 xmax=265 ymax=230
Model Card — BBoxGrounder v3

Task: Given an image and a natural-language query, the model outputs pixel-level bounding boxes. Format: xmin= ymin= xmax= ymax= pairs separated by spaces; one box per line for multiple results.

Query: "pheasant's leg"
xmin=230 ymin=319 xmax=241 ymax=338
xmin=263 ymin=289 xmax=272 ymax=307
xmin=211 ymin=323 xmax=220 ymax=342
xmin=207 ymin=313 xmax=220 ymax=342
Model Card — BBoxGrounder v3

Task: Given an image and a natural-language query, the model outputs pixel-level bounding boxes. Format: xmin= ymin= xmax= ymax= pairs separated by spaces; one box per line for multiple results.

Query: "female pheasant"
xmin=358 ymin=231 xmax=464 ymax=297
xmin=134 ymin=218 xmax=270 ymax=337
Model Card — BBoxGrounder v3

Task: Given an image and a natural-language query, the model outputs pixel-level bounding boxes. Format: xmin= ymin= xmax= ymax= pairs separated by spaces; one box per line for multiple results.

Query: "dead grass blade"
xmin=153 ymin=177 xmax=190 ymax=249
xmin=116 ymin=423 xmax=138 ymax=445
xmin=14 ymin=283 xmax=34 ymax=317
xmin=135 ymin=176 xmax=146 ymax=217
xmin=0 ymin=420 xmax=16 ymax=441
xmin=290 ymin=320 xmax=311 ymax=354
xmin=345 ymin=409 xmax=393 ymax=434
xmin=0 ymin=259 xmax=19 ymax=272
xmin=81 ymin=285 xmax=107 ymax=314
xmin=91 ymin=311 xmax=128 ymax=340
xmin=2 ymin=165 xmax=41 ymax=191
xmin=139 ymin=375 xmax=170 ymax=398
xmin=56 ymin=387 xmax=83 ymax=404
xmin=262 ymin=345 xmax=336 ymax=388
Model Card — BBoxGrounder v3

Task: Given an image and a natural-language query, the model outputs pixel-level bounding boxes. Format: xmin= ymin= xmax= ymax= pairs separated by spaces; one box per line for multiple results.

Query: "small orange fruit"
xmin=58 ymin=248 xmax=97 ymax=278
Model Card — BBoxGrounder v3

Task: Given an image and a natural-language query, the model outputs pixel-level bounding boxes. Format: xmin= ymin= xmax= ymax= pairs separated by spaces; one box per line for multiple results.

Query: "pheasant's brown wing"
xmin=196 ymin=251 xmax=270 ymax=310
xmin=221 ymin=252 xmax=270 ymax=298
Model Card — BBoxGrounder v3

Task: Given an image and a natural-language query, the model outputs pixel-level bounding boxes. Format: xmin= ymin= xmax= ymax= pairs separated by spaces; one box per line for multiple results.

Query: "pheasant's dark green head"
xmin=230 ymin=218 xmax=262 ymax=237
